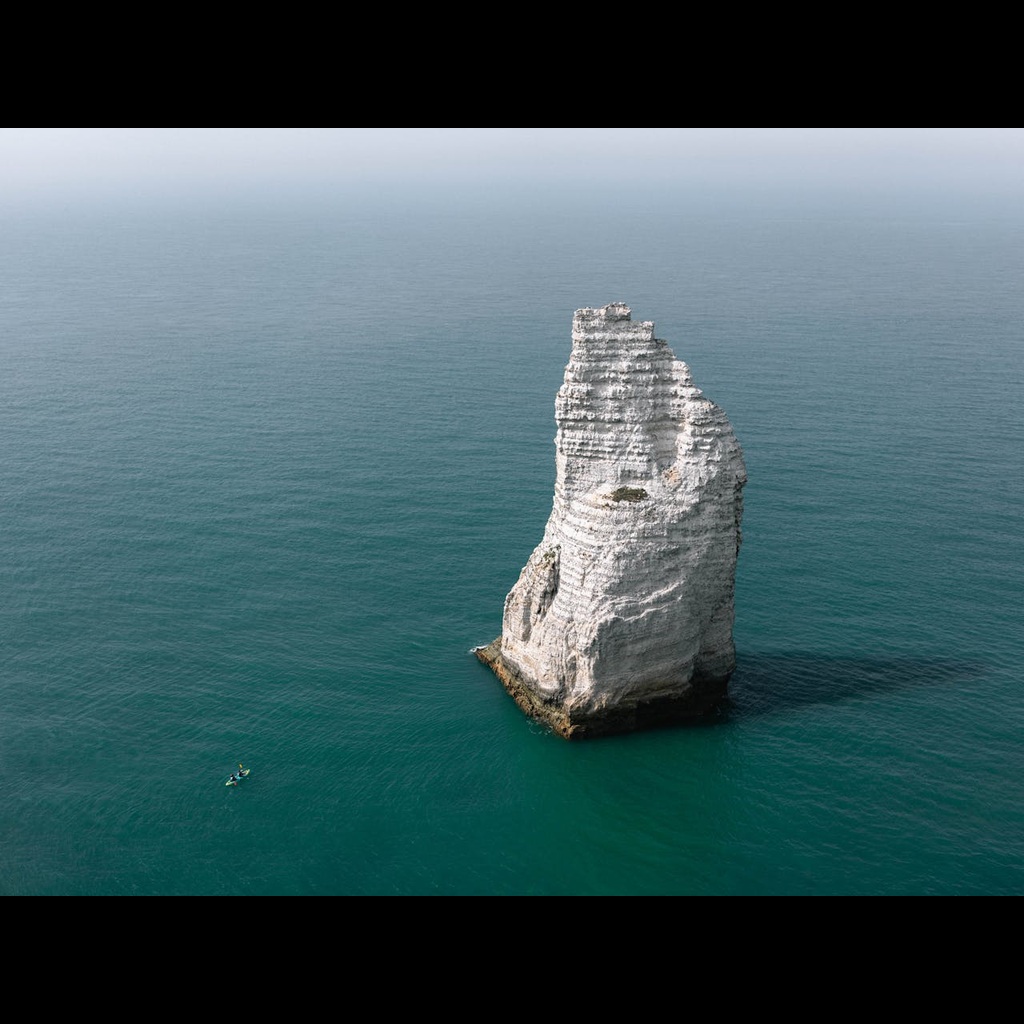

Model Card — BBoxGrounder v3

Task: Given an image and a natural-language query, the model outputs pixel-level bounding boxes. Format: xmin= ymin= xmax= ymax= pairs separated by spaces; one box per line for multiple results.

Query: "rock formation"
xmin=476 ymin=302 xmax=746 ymax=738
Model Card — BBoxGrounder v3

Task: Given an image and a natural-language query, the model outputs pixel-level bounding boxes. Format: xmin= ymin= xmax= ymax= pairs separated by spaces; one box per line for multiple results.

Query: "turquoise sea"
xmin=2 ymin=189 xmax=1021 ymax=895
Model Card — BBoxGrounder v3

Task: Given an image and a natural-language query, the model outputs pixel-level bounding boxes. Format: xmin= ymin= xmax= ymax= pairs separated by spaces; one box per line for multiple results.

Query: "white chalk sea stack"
xmin=476 ymin=303 xmax=746 ymax=738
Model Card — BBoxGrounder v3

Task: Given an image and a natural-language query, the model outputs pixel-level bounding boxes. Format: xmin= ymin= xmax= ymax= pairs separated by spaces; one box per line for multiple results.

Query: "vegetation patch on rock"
xmin=608 ymin=486 xmax=648 ymax=503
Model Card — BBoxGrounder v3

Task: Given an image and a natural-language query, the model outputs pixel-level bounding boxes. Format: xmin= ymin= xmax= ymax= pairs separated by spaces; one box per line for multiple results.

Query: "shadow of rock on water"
xmin=472 ymin=648 xmax=981 ymax=737
xmin=723 ymin=651 xmax=980 ymax=721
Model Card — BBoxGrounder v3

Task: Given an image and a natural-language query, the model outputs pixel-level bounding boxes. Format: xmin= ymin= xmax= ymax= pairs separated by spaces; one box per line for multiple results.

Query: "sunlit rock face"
xmin=476 ymin=303 xmax=746 ymax=738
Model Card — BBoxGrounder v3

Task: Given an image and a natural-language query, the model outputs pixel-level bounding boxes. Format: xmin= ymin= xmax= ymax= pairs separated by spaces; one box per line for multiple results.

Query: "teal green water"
xmin=2 ymin=195 xmax=1021 ymax=894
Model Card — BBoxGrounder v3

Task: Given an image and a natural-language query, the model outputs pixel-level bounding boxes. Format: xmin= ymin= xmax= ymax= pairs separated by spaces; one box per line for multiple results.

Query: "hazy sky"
xmin=2 ymin=128 xmax=1022 ymax=206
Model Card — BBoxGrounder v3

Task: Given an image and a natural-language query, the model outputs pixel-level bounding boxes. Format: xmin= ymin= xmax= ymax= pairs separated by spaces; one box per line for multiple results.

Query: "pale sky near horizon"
xmin=1 ymin=128 xmax=1022 ymax=205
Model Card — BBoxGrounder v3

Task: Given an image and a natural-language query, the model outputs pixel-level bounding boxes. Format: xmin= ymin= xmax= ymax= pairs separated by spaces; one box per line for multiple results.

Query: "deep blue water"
xmin=2 ymin=191 xmax=1021 ymax=895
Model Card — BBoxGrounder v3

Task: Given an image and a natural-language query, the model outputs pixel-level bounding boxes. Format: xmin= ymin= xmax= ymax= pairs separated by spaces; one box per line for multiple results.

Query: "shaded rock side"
xmin=477 ymin=302 xmax=746 ymax=739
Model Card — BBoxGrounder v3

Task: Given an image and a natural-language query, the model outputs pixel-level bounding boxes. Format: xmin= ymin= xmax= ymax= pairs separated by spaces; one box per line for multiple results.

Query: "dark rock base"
xmin=474 ymin=638 xmax=729 ymax=740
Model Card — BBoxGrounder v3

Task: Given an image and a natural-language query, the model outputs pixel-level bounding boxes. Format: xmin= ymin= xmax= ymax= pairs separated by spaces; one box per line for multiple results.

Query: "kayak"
xmin=225 ymin=768 xmax=251 ymax=786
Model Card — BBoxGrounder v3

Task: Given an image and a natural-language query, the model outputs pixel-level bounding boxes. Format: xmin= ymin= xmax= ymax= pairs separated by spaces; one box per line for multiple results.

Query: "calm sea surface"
xmin=2 ymin=192 xmax=1021 ymax=895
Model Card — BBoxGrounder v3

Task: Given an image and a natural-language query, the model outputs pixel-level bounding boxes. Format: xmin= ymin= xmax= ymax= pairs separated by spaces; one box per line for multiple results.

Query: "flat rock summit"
xmin=477 ymin=302 xmax=746 ymax=738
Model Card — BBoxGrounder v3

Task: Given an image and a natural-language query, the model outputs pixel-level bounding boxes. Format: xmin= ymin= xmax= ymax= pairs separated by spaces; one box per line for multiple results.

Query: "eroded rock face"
xmin=477 ymin=303 xmax=746 ymax=738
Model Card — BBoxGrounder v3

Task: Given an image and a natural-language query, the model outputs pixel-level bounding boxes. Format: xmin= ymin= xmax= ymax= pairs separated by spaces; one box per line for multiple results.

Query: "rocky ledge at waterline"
xmin=476 ymin=303 xmax=746 ymax=739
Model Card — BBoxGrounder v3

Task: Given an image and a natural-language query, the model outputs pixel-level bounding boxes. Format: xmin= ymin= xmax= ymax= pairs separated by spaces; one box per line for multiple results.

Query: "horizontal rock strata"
xmin=477 ymin=302 xmax=746 ymax=739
